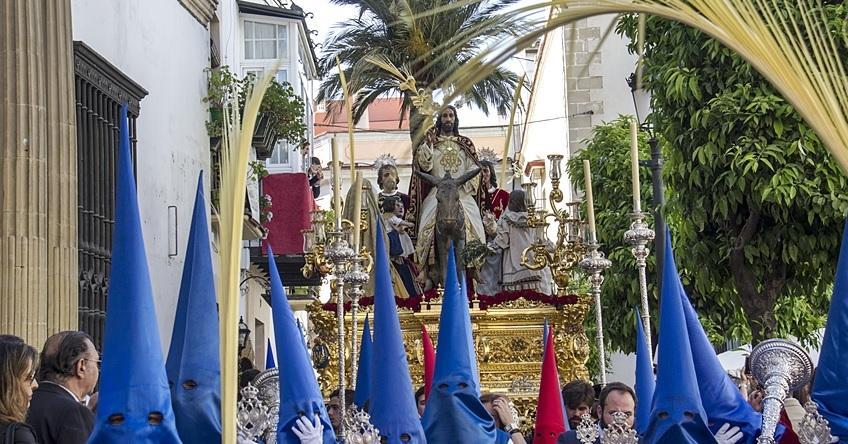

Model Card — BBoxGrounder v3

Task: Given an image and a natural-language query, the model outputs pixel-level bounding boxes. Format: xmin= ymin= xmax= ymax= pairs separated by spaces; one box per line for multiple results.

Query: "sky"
xmin=299 ymin=0 xmax=541 ymax=127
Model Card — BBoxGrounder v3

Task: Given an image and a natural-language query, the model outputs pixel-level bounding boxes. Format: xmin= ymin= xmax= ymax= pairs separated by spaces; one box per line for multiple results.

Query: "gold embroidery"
xmin=438 ymin=141 xmax=463 ymax=173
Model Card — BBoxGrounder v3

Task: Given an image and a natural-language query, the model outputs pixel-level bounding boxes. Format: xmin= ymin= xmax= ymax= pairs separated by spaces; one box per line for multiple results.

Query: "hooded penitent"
xmin=369 ymin=221 xmax=427 ymax=443
xmin=354 ymin=314 xmax=372 ymax=409
xmin=422 ymin=244 xmax=496 ymax=443
xmin=679 ymin=281 xmax=765 ymax=443
xmin=422 ymin=324 xmax=435 ymax=400
xmin=634 ymin=308 xmax=655 ymax=436
xmin=812 ymin=218 xmax=848 ymax=442
xmin=88 ymin=104 xmax=182 ymax=443
xmin=534 ymin=329 xmax=566 ymax=444
xmin=165 ymin=173 xmax=222 ymax=443
xmin=267 ymin=245 xmax=336 ymax=443
xmin=641 ymin=231 xmax=716 ymax=444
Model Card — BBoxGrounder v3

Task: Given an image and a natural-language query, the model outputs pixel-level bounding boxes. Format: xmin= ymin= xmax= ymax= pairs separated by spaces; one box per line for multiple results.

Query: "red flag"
xmin=534 ymin=329 xmax=566 ymax=444
xmin=422 ymin=323 xmax=436 ymax=399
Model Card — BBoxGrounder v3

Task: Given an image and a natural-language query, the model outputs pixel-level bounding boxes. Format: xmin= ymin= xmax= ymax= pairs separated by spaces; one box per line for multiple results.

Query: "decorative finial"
xmin=576 ymin=413 xmax=599 ymax=444
xmin=236 ymin=384 xmax=271 ymax=441
xmin=343 ymin=406 xmax=381 ymax=443
xmin=605 ymin=411 xmax=639 ymax=444
xmin=797 ymin=401 xmax=835 ymax=444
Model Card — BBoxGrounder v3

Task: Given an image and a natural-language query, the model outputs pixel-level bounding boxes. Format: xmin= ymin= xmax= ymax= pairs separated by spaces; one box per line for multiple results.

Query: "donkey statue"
xmin=415 ymin=167 xmax=481 ymax=287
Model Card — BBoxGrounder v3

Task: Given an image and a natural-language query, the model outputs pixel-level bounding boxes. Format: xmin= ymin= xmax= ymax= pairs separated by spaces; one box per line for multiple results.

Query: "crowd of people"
xmin=0 ymin=332 xmax=99 ymax=443
xmin=0 ymin=331 xmax=828 ymax=444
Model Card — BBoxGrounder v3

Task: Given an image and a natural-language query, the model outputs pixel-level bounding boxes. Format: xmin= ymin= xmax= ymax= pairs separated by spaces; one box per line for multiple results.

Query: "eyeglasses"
xmin=84 ymin=358 xmax=102 ymax=368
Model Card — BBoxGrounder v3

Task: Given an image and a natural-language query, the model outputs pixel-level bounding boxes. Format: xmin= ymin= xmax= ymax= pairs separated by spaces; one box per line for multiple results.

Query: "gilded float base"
xmin=306 ymin=294 xmax=591 ymax=433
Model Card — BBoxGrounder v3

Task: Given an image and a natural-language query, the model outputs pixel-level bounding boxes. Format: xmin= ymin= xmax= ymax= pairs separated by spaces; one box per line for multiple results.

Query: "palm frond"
xmin=438 ymin=0 xmax=848 ymax=173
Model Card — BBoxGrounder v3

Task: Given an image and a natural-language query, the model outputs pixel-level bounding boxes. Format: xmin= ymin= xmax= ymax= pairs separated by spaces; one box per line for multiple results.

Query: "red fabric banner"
xmin=261 ymin=172 xmax=312 ymax=255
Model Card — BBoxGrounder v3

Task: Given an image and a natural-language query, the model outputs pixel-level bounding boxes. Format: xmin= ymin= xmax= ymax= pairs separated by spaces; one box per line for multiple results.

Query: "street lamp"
xmin=628 ymin=73 xmax=665 ymax=293
xmin=238 ymin=316 xmax=252 ymax=352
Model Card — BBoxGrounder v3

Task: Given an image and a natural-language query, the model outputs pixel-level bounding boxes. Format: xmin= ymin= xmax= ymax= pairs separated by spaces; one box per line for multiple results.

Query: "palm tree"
xmin=316 ymin=0 xmax=525 ymax=141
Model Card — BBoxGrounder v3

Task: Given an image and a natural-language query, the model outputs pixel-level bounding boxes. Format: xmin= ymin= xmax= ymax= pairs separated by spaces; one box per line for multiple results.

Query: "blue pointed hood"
xmin=89 ymin=104 xmax=182 ymax=443
xmin=422 ymin=243 xmax=496 ymax=443
xmin=813 ymin=218 xmax=848 ymax=441
xmin=354 ymin=314 xmax=372 ymax=408
xmin=642 ymin=230 xmax=715 ymax=444
xmin=266 ymin=340 xmax=276 ymax=370
xmin=267 ymin=245 xmax=336 ymax=443
xmin=458 ymin=270 xmax=480 ymax=389
xmin=165 ymin=173 xmax=221 ymax=443
xmin=369 ymin=221 xmax=426 ymax=443
xmin=634 ymin=308 xmax=655 ymax=436
xmin=679 ymin=281 xmax=764 ymax=442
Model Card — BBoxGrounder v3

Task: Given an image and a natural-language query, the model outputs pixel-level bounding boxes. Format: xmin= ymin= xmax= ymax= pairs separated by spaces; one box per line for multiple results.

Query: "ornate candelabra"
xmin=623 ymin=211 xmax=655 ymax=358
xmin=579 ymin=242 xmax=612 ymax=385
xmin=520 ymin=155 xmax=588 ymax=295
xmin=750 ymin=339 xmax=814 ymax=444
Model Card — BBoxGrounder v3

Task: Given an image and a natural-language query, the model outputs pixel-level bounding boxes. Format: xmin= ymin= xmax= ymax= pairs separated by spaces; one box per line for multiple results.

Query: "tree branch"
xmin=729 ymin=206 xmax=762 ymax=299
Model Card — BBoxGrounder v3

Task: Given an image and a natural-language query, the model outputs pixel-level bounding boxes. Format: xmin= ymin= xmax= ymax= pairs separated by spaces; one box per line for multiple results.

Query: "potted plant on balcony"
xmin=203 ymin=66 xmax=307 ymax=160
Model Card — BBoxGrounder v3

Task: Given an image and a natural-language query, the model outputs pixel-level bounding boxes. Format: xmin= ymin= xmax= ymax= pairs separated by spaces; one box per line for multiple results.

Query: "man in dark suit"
xmin=27 ymin=331 xmax=99 ymax=444
xmin=557 ymin=382 xmax=636 ymax=444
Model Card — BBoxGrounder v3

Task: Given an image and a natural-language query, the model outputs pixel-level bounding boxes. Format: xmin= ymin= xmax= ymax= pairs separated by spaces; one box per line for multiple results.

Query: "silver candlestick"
xmin=579 ymin=242 xmax=612 ymax=385
xmin=344 ymin=252 xmax=369 ymax=386
xmin=324 ymin=230 xmax=356 ymax=438
xmin=750 ymin=339 xmax=814 ymax=444
xmin=623 ymin=211 xmax=655 ymax=359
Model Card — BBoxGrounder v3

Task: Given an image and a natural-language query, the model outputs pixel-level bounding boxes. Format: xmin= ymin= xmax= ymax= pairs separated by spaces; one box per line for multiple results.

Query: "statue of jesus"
xmin=407 ymin=105 xmax=486 ymax=287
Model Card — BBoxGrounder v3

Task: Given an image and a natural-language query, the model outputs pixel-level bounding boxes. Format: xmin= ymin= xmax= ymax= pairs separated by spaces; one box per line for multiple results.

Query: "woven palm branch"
xmin=217 ymin=68 xmax=275 ymax=443
xmin=429 ymin=0 xmax=848 ymax=173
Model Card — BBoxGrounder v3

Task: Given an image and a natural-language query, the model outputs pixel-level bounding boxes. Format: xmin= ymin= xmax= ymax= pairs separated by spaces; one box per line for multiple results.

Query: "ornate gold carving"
xmin=307 ymin=293 xmax=592 ymax=429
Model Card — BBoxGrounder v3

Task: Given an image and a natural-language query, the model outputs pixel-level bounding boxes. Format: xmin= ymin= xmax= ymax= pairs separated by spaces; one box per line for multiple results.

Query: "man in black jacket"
xmin=27 ymin=331 xmax=99 ymax=444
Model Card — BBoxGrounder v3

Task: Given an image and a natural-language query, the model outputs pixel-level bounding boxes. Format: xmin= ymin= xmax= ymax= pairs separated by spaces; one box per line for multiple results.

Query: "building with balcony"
xmin=0 ymin=0 xmax=319 ymax=371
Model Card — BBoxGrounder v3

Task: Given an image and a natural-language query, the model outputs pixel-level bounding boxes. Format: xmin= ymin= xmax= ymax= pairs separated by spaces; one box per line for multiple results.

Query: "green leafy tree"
xmin=610 ymin=2 xmax=848 ymax=345
xmin=316 ymin=0 xmax=524 ymax=140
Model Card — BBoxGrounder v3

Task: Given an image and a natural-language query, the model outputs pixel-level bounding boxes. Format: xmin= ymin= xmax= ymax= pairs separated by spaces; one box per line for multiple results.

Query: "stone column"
xmin=0 ymin=0 xmax=77 ymax=345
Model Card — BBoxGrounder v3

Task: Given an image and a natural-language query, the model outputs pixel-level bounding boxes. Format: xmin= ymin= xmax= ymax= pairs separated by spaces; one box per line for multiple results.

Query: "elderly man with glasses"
xmin=27 ymin=331 xmax=100 ymax=444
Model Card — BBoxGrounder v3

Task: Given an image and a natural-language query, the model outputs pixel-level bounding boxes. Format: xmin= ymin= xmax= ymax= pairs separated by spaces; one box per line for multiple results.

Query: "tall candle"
xmin=331 ymin=138 xmax=342 ymax=229
xmin=630 ymin=120 xmax=642 ymax=213
xmin=352 ymin=173 xmax=363 ymax=251
xmin=583 ymin=159 xmax=597 ymax=243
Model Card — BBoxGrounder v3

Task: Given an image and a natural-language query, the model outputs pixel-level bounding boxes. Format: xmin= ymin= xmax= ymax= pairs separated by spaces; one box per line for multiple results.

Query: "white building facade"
xmin=71 ymin=0 xmax=215 ymax=351
xmin=67 ymin=0 xmax=317 ymax=368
